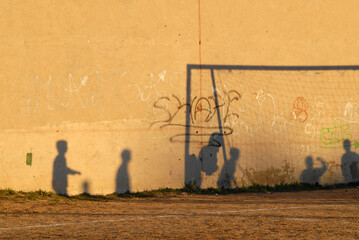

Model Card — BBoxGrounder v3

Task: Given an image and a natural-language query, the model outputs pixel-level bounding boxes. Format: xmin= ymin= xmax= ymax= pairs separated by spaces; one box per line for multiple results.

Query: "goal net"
xmin=183 ymin=65 xmax=359 ymax=187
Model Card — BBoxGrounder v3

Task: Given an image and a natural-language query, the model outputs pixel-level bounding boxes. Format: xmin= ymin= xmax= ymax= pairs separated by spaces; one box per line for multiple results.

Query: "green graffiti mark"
xmin=320 ymin=119 xmax=352 ymax=149
xmin=26 ymin=153 xmax=32 ymax=166
xmin=355 ymin=141 xmax=359 ymax=150
xmin=321 ymin=139 xmax=359 ymax=150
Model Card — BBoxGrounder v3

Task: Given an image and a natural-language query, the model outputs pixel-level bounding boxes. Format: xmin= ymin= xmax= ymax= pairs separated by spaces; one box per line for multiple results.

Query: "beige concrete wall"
xmin=1 ymin=0 xmax=359 ymax=194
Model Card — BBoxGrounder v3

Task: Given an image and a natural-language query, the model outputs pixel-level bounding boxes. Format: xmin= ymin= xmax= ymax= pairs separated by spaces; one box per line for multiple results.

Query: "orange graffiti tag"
xmin=291 ymin=97 xmax=309 ymax=122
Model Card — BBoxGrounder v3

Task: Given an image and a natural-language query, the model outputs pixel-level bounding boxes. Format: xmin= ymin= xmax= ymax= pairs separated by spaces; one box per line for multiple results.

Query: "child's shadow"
xmin=52 ymin=140 xmax=81 ymax=195
xmin=217 ymin=148 xmax=240 ymax=189
xmin=115 ymin=150 xmax=131 ymax=193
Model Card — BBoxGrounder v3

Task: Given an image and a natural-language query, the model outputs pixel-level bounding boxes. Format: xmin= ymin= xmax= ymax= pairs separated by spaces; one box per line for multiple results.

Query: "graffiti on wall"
xmin=25 ymin=70 xmax=177 ymax=113
xmin=320 ymin=119 xmax=352 ymax=149
xmin=22 ymin=64 xmax=359 ymax=189
xmin=291 ymin=97 xmax=309 ymax=123
xmin=26 ymin=73 xmax=108 ymax=113
xmin=150 ymin=89 xmax=241 ymax=142
xmin=150 ymin=91 xmax=315 ymax=142
xmin=182 ymin=65 xmax=359 ymax=188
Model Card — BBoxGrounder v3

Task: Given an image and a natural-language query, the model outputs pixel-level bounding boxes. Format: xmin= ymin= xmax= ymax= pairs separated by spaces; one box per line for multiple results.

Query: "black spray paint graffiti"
xmin=150 ymin=90 xmax=241 ymax=142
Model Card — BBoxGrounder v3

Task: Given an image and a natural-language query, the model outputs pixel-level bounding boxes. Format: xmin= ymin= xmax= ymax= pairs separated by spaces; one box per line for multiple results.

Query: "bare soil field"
xmin=0 ymin=188 xmax=359 ymax=239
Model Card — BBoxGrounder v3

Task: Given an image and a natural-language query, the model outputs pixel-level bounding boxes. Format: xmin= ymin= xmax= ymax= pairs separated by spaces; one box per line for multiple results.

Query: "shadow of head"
xmin=56 ymin=140 xmax=67 ymax=154
xmin=343 ymin=139 xmax=351 ymax=152
xmin=122 ymin=149 xmax=131 ymax=163
xmin=230 ymin=148 xmax=240 ymax=161
xmin=208 ymin=132 xmax=223 ymax=147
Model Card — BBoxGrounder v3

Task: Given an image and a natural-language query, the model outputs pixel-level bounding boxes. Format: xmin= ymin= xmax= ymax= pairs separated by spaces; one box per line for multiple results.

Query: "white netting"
xmin=185 ymin=67 xmax=359 ymax=186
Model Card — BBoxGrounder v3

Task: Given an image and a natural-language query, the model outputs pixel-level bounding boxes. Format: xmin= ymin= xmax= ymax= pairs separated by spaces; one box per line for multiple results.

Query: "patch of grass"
xmin=25 ymin=189 xmax=56 ymax=200
xmin=0 ymin=189 xmax=16 ymax=195
xmin=0 ymin=182 xmax=359 ymax=202
xmin=0 ymin=189 xmax=66 ymax=201
xmin=26 ymin=192 xmax=40 ymax=200
xmin=74 ymin=193 xmax=111 ymax=202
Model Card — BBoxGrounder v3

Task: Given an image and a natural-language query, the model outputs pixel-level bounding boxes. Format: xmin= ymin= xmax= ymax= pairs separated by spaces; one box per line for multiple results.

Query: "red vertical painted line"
xmin=198 ymin=0 xmax=202 ymax=142
xmin=198 ymin=0 xmax=202 ymax=70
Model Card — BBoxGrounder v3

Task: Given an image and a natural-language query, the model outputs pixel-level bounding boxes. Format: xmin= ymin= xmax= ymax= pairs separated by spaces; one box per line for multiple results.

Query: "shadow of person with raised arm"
xmin=217 ymin=148 xmax=240 ymax=189
xmin=186 ymin=133 xmax=223 ymax=189
xmin=115 ymin=149 xmax=131 ymax=193
xmin=199 ymin=132 xmax=223 ymax=176
xmin=342 ymin=139 xmax=359 ymax=183
xmin=300 ymin=156 xmax=327 ymax=185
xmin=52 ymin=140 xmax=81 ymax=195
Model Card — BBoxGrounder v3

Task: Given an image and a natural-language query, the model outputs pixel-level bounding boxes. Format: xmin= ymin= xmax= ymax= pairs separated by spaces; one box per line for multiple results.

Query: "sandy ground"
xmin=0 ymin=189 xmax=359 ymax=239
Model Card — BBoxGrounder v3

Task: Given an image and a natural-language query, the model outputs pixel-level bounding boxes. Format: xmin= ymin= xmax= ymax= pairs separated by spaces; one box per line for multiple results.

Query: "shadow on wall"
xmin=186 ymin=132 xmax=241 ymax=189
xmin=52 ymin=140 xmax=81 ymax=195
xmin=342 ymin=139 xmax=359 ymax=183
xmin=115 ymin=149 xmax=131 ymax=193
xmin=184 ymin=66 xmax=243 ymax=189
xmin=186 ymin=133 xmax=222 ymax=188
xmin=199 ymin=133 xmax=222 ymax=176
xmin=300 ymin=156 xmax=327 ymax=185
xmin=217 ymin=148 xmax=240 ymax=189
xmin=83 ymin=181 xmax=90 ymax=194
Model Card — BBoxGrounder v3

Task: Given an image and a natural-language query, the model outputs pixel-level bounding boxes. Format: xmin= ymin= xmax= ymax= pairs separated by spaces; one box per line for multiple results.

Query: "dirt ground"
xmin=0 ymin=188 xmax=359 ymax=239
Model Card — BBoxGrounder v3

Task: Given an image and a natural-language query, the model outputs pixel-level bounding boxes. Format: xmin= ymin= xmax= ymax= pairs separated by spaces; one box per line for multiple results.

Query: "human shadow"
xmin=186 ymin=153 xmax=202 ymax=188
xmin=341 ymin=139 xmax=359 ymax=183
xmin=83 ymin=181 xmax=90 ymax=195
xmin=186 ymin=133 xmax=223 ymax=188
xmin=199 ymin=132 xmax=223 ymax=176
xmin=52 ymin=140 xmax=81 ymax=195
xmin=217 ymin=148 xmax=240 ymax=189
xmin=115 ymin=149 xmax=131 ymax=193
xmin=300 ymin=156 xmax=327 ymax=185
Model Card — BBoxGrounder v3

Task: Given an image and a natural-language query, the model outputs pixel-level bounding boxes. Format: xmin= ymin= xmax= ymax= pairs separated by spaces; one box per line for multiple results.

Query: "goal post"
xmin=185 ymin=64 xmax=359 ymax=187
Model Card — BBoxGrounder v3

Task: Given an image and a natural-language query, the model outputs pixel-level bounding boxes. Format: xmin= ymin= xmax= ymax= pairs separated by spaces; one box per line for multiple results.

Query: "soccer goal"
xmin=184 ymin=65 xmax=359 ymax=187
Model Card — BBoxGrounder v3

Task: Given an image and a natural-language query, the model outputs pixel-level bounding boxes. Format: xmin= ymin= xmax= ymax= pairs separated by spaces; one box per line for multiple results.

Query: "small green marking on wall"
xmin=26 ymin=153 xmax=32 ymax=166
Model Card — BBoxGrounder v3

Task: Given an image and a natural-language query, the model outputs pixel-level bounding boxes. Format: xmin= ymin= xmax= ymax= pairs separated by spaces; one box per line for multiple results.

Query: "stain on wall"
xmin=26 ymin=153 xmax=32 ymax=166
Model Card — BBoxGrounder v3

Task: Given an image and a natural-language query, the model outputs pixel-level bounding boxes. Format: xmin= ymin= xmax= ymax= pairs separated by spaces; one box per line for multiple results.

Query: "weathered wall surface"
xmin=1 ymin=0 xmax=359 ymax=194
